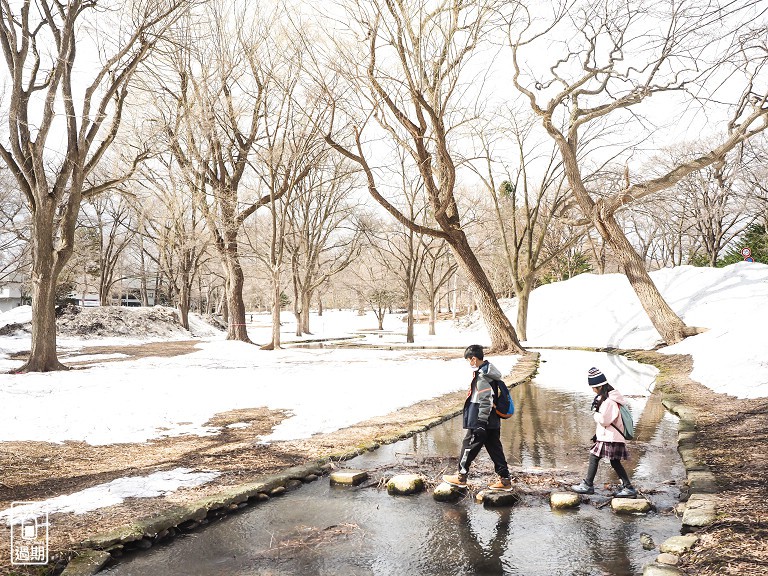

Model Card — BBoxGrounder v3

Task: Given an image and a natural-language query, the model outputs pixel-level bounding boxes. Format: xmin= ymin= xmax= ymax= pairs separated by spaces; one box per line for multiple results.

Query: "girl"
xmin=571 ymin=367 xmax=637 ymax=498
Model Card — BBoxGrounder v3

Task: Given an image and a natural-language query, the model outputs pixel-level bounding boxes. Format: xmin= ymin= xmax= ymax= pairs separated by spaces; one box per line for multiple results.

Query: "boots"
xmin=442 ymin=473 xmax=468 ymax=488
xmin=488 ymin=477 xmax=513 ymax=491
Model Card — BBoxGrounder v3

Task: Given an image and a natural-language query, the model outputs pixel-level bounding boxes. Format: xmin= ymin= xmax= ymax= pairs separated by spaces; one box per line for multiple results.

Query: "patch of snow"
xmin=0 ymin=468 xmax=220 ymax=523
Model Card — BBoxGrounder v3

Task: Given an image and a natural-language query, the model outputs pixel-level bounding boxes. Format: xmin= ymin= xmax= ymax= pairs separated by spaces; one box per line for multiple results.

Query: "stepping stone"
xmin=433 ymin=482 xmax=465 ymax=502
xmin=660 ymin=535 xmax=698 ymax=555
xmin=549 ymin=491 xmax=580 ymax=509
xmin=478 ymin=489 xmax=520 ymax=508
xmin=642 ymin=562 xmax=685 ymax=576
xmin=329 ymin=470 xmax=369 ymax=486
xmin=682 ymin=494 xmax=717 ymax=529
xmin=61 ymin=550 xmax=112 ymax=576
xmin=611 ymin=498 xmax=651 ymax=514
xmin=656 ymin=553 xmax=680 ymax=566
xmin=386 ymin=474 xmax=424 ymax=496
xmin=686 ymin=470 xmax=718 ymax=494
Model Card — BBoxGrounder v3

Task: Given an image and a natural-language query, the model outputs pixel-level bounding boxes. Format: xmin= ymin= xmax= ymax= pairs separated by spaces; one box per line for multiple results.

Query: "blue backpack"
xmin=490 ymin=379 xmax=515 ymax=419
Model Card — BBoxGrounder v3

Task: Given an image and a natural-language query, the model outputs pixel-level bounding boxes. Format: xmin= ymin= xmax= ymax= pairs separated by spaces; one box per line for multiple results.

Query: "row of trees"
xmin=1 ymin=0 xmax=767 ymax=371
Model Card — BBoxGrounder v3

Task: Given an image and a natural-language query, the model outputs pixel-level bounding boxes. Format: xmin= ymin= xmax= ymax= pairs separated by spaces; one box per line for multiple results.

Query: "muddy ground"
xmin=0 ymin=343 xmax=766 ymax=575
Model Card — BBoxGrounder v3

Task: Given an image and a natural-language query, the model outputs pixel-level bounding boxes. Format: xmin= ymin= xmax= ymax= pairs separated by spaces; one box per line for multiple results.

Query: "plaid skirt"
xmin=590 ymin=441 xmax=629 ymax=461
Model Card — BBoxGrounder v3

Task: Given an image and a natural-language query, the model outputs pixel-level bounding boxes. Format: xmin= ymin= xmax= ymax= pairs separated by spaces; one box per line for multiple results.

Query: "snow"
xmin=0 ymin=469 xmax=219 ymax=522
xmin=0 ymin=262 xmax=766 ymax=515
xmin=511 ymin=262 xmax=768 ymax=398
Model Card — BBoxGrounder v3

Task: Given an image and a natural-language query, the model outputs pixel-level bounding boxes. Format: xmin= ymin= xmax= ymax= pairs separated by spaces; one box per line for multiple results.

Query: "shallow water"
xmin=103 ymin=351 xmax=685 ymax=576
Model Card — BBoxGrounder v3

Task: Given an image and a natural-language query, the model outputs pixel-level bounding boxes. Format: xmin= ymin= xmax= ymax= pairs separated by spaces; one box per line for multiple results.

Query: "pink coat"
xmin=593 ymin=389 xmax=627 ymax=443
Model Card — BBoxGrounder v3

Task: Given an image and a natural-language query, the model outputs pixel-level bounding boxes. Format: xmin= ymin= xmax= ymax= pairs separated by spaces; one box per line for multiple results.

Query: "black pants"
xmin=585 ymin=453 xmax=632 ymax=487
xmin=458 ymin=427 xmax=510 ymax=478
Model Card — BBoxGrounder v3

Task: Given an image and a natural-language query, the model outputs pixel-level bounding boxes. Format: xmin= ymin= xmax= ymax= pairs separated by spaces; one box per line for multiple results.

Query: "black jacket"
xmin=462 ymin=360 xmax=502 ymax=430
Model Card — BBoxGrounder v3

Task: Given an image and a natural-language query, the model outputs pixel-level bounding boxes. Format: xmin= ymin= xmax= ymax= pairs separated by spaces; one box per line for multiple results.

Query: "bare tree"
xmin=286 ymin=158 xmax=362 ymax=336
xmin=76 ymin=193 xmax=139 ymax=306
xmin=419 ymin=236 xmax=457 ymax=336
xmin=324 ymin=0 xmax=526 ymax=353
xmin=159 ymin=4 xmax=272 ymax=343
xmin=351 ymin=246 xmax=400 ymax=331
xmin=140 ymin=160 xmax=211 ymax=328
xmin=257 ymin=73 xmax=328 ymax=349
xmin=678 ymin=156 xmax=759 ymax=266
xmin=0 ymin=0 xmax=190 ymax=371
xmin=470 ymin=114 xmax=582 ymax=340
xmin=508 ymin=0 xmax=768 ymax=344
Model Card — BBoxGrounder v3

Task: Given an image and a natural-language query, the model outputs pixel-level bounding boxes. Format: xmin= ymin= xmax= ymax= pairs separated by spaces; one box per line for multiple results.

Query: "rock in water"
xmin=549 ymin=491 xmax=580 ymax=509
xmin=329 ymin=470 xmax=369 ymax=486
xmin=659 ymin=535 xmax=698 ymax=555
xmin=386 ymin=474 xmax=425 ymax=496
xmin=640 ymin=532 xmax=655 ymax=550
xmin=479 ymin=489 xmax=520 ymax=508
xmin=611 ymin=498 xmax=651 ymax=514
xmin=433 ymin=482 xmax=464 ymax=502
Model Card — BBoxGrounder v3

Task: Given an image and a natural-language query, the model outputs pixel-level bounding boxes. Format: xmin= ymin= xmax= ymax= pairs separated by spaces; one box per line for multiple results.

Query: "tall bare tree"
xmin=470 ymin=114 xmax=581 ymax=340
xmin=509 ymin=0 xmax=768 ymax=344
xmin=0 ymin=0 xmax=190 ymax=371
xmin=419 ymin=236 xmax=457 ymax=336
xmin=286 ymin=158 xmax=362 ymax=336
xmin=324 ymin=0 xmax=526 ymax=353
xmin=159 ymin=4 xmax=270 ymax=343
xmin=140 ymin=160 xmax=210 ymax=328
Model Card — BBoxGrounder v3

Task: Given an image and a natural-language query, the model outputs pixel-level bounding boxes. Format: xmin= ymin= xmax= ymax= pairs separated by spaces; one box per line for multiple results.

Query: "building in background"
xmin=0 ymin=279 xmax=25 ymax=313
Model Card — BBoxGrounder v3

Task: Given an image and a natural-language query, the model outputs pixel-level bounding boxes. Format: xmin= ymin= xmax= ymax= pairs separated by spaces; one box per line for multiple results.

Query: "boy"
xmin=443 ymin=344 xmax=513 ymax=491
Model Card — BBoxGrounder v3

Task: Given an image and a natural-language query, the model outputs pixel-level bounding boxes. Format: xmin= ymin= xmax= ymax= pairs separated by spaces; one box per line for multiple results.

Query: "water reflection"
xmin=102 ymin=352 xmax=683 ymax=576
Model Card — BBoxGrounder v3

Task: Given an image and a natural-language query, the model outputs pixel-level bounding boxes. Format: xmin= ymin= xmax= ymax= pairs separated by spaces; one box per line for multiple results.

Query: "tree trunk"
xmin=516 ymin=288 xmax=530 ymax=342
xmin=428 ymin=292 xmax=437 ymax=336
xmin=214 ymin=228 xmax=250 ymax=342
xmin=139 ymin=249 xmax=149 ymax=307
xmin=179 ymin=272 xmax=190 ymax=330
xmin=600 ymin=211 xmax=702 ymax=344
xmin=448 ymin=234 xmax=525 ymax=354
xmin=406 ymin=288 xmax=415 ymax=343
xmin=224 ymin=256 xmax=250 ymax=342
xmin=16 ymin=211 xmax=67 ymax=372
xmin=318 ymin=296 xmax=323 ymax=317
xmin=293 ymin=300 xmax=303 ymax=337
xmin=267 ymin=268 xmax=282 ymax=350
xmin=451 ymin=277 xmax=457 ymax=319
xmin=301 ymin=290 xmax=312 ymax=334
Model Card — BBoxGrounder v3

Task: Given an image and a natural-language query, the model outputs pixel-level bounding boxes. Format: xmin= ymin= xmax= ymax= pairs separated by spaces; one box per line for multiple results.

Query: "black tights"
xmin=585 ymin=453 xmax=632 ymax=487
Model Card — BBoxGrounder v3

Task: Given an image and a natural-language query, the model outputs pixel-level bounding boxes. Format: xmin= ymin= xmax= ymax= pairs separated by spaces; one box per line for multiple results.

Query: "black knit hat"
xmin=587 ymin=367 xmax=607 ymax=387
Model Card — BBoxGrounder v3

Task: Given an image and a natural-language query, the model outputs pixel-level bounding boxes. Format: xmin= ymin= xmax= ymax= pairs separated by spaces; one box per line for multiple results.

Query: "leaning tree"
xmin=323 ymin=0 xmax=526 ymax=353
xmin=508 ymin=0 xmax=768 ymax=344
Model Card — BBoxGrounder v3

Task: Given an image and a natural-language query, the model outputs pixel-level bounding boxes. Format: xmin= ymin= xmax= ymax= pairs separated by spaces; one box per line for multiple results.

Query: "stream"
xmin=102 ymin=350 xmax=685 ymax=576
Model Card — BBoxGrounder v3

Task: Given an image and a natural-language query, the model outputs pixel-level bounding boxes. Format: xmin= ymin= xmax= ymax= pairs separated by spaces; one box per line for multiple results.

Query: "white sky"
xmin=0 ymin=261 xmax=765 ymax=518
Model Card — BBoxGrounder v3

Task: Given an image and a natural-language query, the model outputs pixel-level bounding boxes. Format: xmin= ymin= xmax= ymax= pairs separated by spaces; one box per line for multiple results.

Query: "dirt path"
xmin=627 ymin=351 xmax=768 ymax=576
